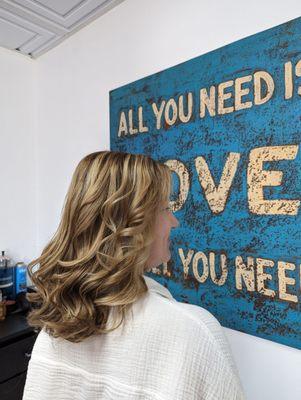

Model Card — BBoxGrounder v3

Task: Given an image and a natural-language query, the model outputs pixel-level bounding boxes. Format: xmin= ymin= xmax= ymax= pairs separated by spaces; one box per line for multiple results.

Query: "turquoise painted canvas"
xmin=110 ymin=17 xmax=301 ymax=349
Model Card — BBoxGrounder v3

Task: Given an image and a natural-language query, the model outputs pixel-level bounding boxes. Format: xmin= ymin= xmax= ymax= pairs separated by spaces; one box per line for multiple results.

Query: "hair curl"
xmin=26 ymin=150 xmax=172 ymax=342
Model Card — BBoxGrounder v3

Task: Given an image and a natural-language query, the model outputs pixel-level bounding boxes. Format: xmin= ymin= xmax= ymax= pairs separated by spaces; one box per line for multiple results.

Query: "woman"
xmin=23 ymin=150 xmax=245 ymax=400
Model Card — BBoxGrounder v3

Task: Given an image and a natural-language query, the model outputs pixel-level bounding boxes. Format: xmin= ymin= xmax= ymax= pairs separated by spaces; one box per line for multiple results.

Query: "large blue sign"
xmin=110 ymin=17 xmax=301 ymax=349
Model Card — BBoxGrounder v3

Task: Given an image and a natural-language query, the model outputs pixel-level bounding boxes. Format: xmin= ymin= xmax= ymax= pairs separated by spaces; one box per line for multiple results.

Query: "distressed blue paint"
xmin=110 ymin=17 xmax=301 ymax=349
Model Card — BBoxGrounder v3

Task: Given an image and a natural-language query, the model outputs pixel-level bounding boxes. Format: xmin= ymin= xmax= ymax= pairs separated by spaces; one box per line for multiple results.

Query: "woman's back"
xmin=23 ymin=275 xmax=245 ymax=400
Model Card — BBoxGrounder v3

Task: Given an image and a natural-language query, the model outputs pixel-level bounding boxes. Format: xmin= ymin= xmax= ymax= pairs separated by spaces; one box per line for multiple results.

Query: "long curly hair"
xmin=26 ymin=150 xmax=172 ymax=343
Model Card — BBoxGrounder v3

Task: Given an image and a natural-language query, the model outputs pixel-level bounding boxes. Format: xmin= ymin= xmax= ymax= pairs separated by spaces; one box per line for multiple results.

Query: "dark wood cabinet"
xmin=0 ymin=314 xmax=38 ymax=400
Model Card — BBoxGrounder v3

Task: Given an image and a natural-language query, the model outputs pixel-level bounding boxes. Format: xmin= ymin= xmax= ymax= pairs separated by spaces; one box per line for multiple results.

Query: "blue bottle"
xmin=14 ymin=262 xmax=27 ymax=298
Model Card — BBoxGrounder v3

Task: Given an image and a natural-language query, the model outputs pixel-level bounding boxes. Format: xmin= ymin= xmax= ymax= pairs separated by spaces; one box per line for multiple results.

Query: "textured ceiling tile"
xmin=0 ymin=0 xmax=124 ymax=58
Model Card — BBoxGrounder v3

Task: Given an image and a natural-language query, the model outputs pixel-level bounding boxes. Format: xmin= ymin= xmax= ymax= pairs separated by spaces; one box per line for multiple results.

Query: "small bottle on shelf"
xmin=0 ymin=289 xmax=7 ymax=321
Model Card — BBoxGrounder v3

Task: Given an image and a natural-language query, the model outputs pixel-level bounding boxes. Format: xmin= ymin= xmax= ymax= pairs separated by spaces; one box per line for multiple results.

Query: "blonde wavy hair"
xmin=26 ymin=150 xmax=172 ymax=343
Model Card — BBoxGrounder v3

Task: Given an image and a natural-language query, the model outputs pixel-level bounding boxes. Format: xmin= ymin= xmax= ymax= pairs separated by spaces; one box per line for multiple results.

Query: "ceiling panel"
xmin=33 ymin=0 xmax=87 ymax=16
xmin=0 ymin=0 xmax=124 ymax=58
xmin=0 ymin=15 xmax=35 ymax=49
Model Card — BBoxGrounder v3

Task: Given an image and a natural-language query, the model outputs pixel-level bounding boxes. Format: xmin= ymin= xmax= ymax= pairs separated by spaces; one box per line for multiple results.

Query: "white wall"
xmin=0 ymin=47 xmax=37 ymax=265
xmin=4 ymin=0 xmax=301 ymax=399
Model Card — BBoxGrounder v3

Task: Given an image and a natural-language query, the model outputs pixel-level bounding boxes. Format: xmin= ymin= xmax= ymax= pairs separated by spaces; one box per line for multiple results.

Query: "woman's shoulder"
xmin=142 ymin=275 xmax=223 ymax=339
xmin=143 ymin=275 xmax=220 ymax=325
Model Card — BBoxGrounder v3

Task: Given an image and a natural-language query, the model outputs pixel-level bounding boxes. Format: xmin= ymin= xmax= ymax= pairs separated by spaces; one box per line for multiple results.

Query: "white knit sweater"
xmin=22 ymin=275 xmax=246 ymax=400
